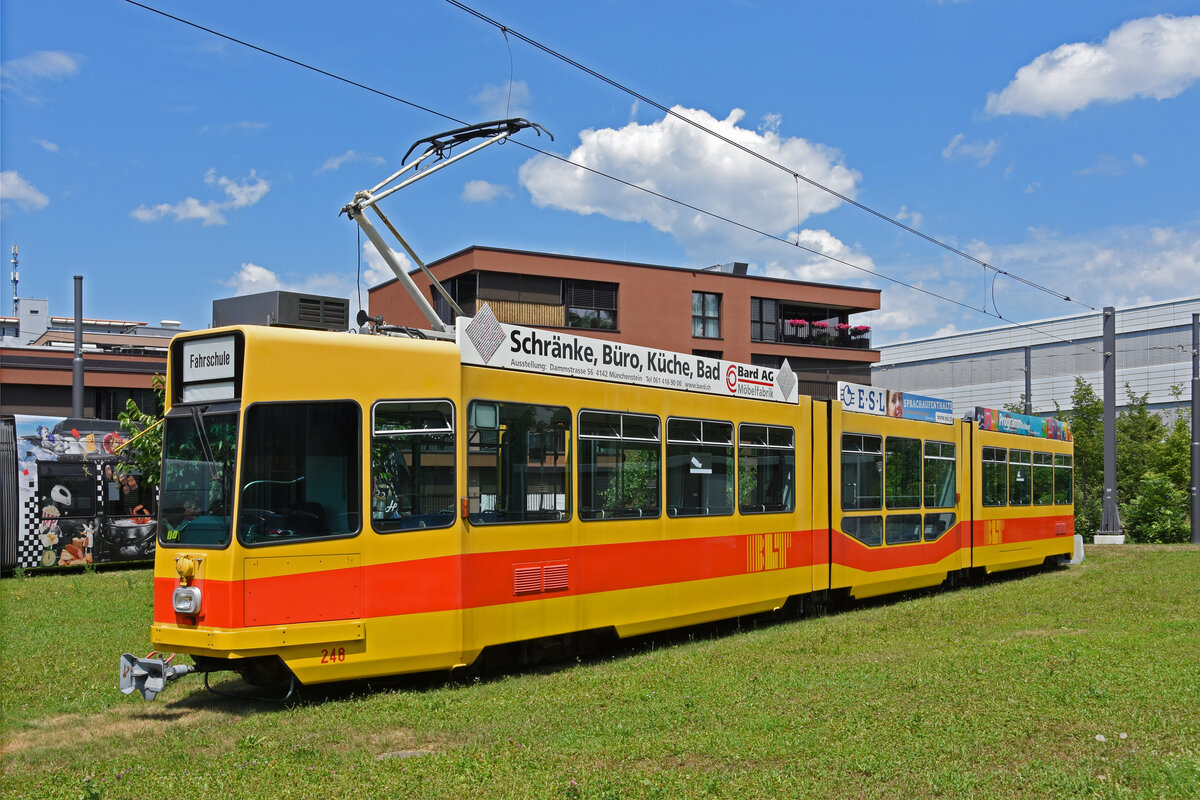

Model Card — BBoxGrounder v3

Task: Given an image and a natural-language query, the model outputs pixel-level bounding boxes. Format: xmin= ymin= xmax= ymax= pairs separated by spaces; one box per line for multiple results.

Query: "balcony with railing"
xmin=750 ymin=296 xmax=873 ymax=351
xmin=773 ymin=319 xmax=873 ymax=349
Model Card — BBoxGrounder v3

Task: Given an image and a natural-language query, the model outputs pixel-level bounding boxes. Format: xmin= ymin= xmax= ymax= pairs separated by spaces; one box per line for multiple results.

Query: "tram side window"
xmin=468 ymin=401 xmax=571 ymax=524
xmin=738 ymin=424 xmax=795 ymax=514
xmin=842 ymin=515 xmax=882 ymax=547
xmin=238 ymin=401 xmax=361 ymax=544
xmin=371 ymin=400 xmax=456 ymax=532
xmin=1054 ymin=454 xmax=1074 ymax=505
xmin=666 ymin=418 xmax=734 ymax=517
xmin=579 ymin=411 xmax=660 ymax=520
xmin=842 ymin=434 xmax=882 ymax=511
xmin=923 ymin=441 xmax=956 ymax=508
xmin=924 ymin=512 xmax=956 ymax=542
xmin=885 ymin=437 xmax=921 ymax=509
xmin=1032 ymin=452 xmax=1054 ymax=505
xmin=886 ymin=513 xmax=922 ymax=545
xmin=982 ymin=447 xmax=1007 ymax=507
xmin=1009 ymin=449 xmax=1032 ymax=506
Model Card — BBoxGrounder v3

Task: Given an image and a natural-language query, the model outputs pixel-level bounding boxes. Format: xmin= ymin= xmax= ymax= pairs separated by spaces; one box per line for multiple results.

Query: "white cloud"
xmin=1074 ymin=154 xmax=1124 ymax=176
xmin=361 ymin=239 xmax=411 ymax=288
xmin=1 ymin=51 xmax=81 ymax=94
xmin=942 ymin=133 xmax=999 ymax=166
xmin=461 ymin=179 xmax=512 ymax=203
xmin=0 ymin=171 xmax=50 ymax=214
xmin=1132 ymin=153 xmax=1148 ymax=167
xmin=758 ymin=229 xmax=878 ymax=285
xmin=470 ymin=80 xmax=531 ymax=118
xmin=985 ymin=14 xmax=1200 ymax=117
xmin=35 ymin=139 xmax=59 ymax=153
xmin=518 ymin=106 xmax=860 ymax=262
xmin=317 ymin=149 xmax=386 ymax=173
xmin=131 ymin=169 xmax=269 ymax=225
xmin=896 ymin=205 xmax=924 ymax=229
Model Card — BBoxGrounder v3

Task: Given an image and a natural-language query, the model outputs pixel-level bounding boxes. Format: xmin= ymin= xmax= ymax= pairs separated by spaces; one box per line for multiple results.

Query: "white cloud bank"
xmin=131 ymin=169 xmax=269 ymax=225
xmin=317 ymin=149 xmax=385 ymax=174
xmin=221 ymin=241 xmax=410 ymax=324
xmin=1 ymin=50 xmax=81 ymax=96
xmin=986 ymin=15 xmax=1200 ymax=117
xmin=0 ymin=171 xmax=50 ymax=214
xmin=868 ymin=223 xmax=1200 ymax=344
xmin=518 ymin=106 xmax=861 ymax=263
xmin=942 ymin=134 xmax=999 ymax=166
xmin=461 ymin=179 xmax=512 ymax=203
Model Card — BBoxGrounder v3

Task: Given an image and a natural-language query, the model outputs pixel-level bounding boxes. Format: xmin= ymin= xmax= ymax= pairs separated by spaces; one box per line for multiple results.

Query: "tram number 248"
xmin=320 ymin=647 xmax=347 ymax=664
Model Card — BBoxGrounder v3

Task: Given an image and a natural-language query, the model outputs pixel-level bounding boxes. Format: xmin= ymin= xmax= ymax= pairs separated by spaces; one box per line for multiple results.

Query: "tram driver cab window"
xmin=237 ymin=401 xmax=361 ymax=544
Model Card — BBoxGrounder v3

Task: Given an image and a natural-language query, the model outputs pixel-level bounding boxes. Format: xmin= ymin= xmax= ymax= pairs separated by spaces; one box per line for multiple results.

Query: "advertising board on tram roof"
xmin=457 ymin=304 xmax=799 ymax=404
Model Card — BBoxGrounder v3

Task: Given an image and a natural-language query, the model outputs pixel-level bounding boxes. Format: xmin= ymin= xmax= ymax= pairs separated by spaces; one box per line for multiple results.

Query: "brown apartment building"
xmin=369 ymin=246 xmax=881 ymax=399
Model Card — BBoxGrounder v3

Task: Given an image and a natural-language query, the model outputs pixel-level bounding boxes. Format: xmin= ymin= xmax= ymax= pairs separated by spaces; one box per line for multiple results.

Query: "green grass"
xmin=2 ymin=546 xmax=1199 ymax=799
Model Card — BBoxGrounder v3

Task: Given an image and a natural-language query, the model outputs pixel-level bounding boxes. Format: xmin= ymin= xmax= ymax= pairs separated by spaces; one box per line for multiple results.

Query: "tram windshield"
xmin=160 ymin=409 xmax=238 ymax=546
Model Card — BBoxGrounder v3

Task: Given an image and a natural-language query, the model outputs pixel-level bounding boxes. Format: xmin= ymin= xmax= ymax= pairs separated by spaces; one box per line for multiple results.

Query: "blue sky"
xmin=2 ymin=0 xmax=1199 ymax=344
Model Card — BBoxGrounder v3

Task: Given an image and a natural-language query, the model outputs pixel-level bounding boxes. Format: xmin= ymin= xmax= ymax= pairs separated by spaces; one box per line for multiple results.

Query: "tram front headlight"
xmin=172 ymin=586 xmax=202 ymax=615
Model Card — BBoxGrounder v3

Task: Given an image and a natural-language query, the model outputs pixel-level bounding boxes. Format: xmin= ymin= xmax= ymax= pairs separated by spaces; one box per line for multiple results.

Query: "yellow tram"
xmin=122 ymin=315 xmax=1073 ymax=699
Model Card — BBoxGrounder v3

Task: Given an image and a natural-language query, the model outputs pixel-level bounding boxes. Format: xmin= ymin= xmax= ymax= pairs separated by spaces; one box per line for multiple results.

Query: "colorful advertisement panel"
xmin=458 ymin=304 xmax=799 ymax=404
xmin=975 ymin=407 xmax=1072 ymax=441
xmin=11 ymin=415 xmax=156 ymax=569
xmin=890 ymin=391 xmax=954 ymax=424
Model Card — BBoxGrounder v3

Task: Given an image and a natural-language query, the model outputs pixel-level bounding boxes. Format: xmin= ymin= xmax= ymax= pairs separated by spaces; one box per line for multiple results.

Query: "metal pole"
xmin=1097 ymin=306 xmax=1122 ymax=540
xmin=1024 ymin=346 xmax=1032 ymax=415
xmin=71 ymin=275 xmax=84 ymax=418
xmin=1191 ymin=313 xmax=1199 ymax=544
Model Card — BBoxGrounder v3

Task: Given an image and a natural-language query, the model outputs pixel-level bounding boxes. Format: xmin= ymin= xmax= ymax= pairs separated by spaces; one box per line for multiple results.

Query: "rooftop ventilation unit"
xmin=212 ymin=291 xmax=349 ymax=331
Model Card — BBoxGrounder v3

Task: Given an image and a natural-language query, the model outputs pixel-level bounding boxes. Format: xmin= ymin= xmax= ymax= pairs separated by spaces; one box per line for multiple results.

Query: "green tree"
xmin=116 ymin=374 xmax=166 ymax=488
xmin=1115 ymin=385 xmax=1166 ymax=504
xmin=1066 ymin=377 xmax=1103 ymax=538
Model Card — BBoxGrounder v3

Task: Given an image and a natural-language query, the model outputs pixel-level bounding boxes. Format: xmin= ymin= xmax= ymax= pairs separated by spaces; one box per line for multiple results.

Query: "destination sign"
xmin=458 ymin=305 xmax=798 ymax=404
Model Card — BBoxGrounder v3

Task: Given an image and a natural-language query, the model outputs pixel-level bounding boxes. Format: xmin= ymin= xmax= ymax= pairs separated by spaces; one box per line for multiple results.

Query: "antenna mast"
xmin=10 ymin=245 xmax=18 ymax=315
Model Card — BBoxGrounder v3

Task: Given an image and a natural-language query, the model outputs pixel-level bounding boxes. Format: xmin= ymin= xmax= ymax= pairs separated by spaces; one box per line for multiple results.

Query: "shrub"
xmin=1121 ymin=471 xmax=1190 ymax=544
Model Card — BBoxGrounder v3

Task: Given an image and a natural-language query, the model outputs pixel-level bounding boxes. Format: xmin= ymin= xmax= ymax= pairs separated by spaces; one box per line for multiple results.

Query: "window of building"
xmin=738 ymin=423 xmax=795 ymax=514
xmin=578 ymin=411 xmax=660 ymax=519
xmin=666 ymin=417 xmax=733 ymax=516
xmin=468 ymin=400 xmax=570 ymax=524
xmin=566 ymin=280 xmax=618 ymax=330
xmin=982 ymin=447 xmax=1007 ymax=507
xmin=1033 ymin=452 xmax=1054 ymax=505
xmin=693 ymin=349 xmax=722 ymax=360
xmin=923 ymin=441 xmax=956 ymax=508
xmin=371 ymin=400 xmax=456 ymax=532
xmin=842 ymin=433 xmax=882 ymax=510
xmin=1054 ymin=454 xmax=1073 ymax=505
xmin=885 ymin=436 xmax=921 ymax=509
xmin=750 ymin=354 xmax=785 ymax=369
xmin=1008 ymin=449 xmax=1032 ymax=505
xmin=477 ymin=272 xmax=563 ymax=304
xmin=692 ymin=292 xmax=721 ymax=339
xmin=750 ymin=298 xmax=778 ymax=342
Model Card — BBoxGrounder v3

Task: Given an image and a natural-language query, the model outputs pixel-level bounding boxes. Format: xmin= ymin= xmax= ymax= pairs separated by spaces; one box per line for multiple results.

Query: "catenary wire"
xmin=443 ymin=0 xmax=1097 ymax=314
xmin=122 ymin=0 xmax=1095 ymax=351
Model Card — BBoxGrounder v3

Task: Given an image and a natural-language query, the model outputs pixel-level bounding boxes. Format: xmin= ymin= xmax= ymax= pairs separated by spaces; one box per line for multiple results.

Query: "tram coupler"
xmin=119 ymin=652 xmax=196 ymax=701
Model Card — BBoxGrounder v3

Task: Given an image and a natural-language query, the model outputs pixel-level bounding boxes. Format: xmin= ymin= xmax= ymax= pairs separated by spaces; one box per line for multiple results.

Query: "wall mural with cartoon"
xmin=9 ymin=415 xmax=157 ymax=569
